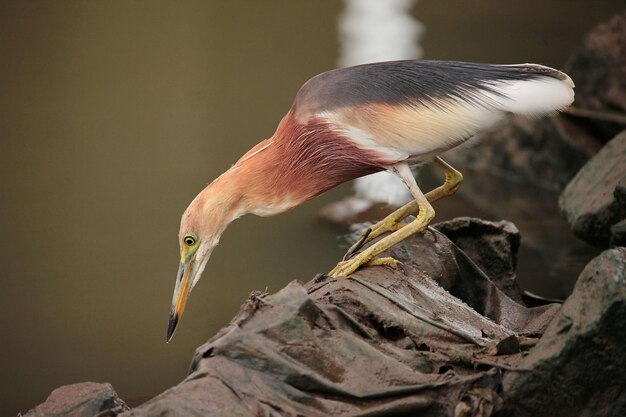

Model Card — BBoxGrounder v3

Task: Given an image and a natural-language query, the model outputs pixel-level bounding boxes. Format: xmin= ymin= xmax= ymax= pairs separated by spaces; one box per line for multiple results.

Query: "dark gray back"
xmin=294 ymin=60 xmax=563 ymax=117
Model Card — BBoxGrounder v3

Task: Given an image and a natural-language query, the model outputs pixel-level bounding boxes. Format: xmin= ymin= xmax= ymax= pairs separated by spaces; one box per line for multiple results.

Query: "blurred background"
xmin=1 ymin=1 xmax=624 ymax=415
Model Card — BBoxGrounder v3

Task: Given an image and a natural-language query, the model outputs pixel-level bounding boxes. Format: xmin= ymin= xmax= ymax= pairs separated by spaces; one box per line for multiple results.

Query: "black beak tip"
xmin=166 ymin=312 xmax=179 ymax=343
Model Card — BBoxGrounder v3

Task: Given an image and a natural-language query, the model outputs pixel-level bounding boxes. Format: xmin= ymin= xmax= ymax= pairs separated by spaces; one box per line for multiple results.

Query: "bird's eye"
xmin=183 ymin=235 xmax=196 ymax=246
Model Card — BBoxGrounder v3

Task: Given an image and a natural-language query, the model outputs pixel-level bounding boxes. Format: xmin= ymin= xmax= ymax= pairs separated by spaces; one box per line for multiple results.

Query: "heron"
xmin=167 ymin=60 xmax=574 ymax=341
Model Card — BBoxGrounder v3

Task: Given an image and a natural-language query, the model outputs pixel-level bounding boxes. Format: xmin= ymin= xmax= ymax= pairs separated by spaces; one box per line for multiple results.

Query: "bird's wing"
xmin=293 ymin=60 xmax=574 ymax=162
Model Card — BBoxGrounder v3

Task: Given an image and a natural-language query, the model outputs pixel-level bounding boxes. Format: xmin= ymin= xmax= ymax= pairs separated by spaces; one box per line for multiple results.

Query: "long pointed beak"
xmin=166 ymin=257 xmax=194 ymax=342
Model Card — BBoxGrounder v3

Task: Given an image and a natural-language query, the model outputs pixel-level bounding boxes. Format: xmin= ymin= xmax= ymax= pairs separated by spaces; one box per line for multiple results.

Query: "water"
xmin=0 ymin=1 xmax=621 ymax=415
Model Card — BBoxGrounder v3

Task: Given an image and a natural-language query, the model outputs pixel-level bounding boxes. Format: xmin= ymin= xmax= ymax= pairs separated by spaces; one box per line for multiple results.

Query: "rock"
xmin=564 ymin=10 xmax=626 ymax=142
xmin=611 ymin=219 xmax=626 ymax=247
xmin=616 ymin=177 xmax=626 ymax=203
xmin=443 ymin=114 xmax=601 ymax=191
xmin=559 ymin=130 xmax=626 ymax=248
xmin=25 ymin=382 xmax=128 ymax=417
xmin=502 ymin=247 xmax=626 ymax=417
xmin=121 ymin=226 xmax=559 ymax=417
xmin=434 ymin=217 xmax=523 ymax=303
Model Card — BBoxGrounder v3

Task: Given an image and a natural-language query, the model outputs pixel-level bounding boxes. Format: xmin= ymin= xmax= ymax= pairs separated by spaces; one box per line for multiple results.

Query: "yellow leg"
xmin=329 ymin=195 xmax=435 ymax=277
xmin=343 ymin=157 xmax=463 ymax=260
xmin=425 ymin=157 xmax=464 ymax=201
xmin=330 ymin=163 xmax=435 ymax=278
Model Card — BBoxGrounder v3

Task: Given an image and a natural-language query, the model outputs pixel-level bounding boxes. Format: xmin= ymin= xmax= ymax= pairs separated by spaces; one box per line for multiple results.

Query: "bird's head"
xmin=166 ymin=182 xmax=242 ymax=342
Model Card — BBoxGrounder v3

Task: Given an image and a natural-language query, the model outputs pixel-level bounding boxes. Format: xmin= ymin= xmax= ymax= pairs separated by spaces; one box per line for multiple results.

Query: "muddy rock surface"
xmin=559 ymin=130 xmax=626 ymax=248
xmin=122 ymin=220 xmax=557 ymax=417
xmin=24 ymin=382 xmax=128 ymax=417
xmin=434 ymin=217 xmax=523 ymax=303
xmin=611 ymin=218 xmax=626 ymax=247
xmin=564 ymin=10 xmax=626 ymax=142
xmin=443 ymin=114 xmax=601 ymax=191
xmin=502 ymin=247 xmax=626 ymax=417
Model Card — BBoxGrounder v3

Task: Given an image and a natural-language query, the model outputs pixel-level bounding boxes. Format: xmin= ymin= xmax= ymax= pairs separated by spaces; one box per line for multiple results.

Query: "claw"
xmin=328 ymin=260 xmax=354 ymax=278
xmin=343 ymin=227 xmax=372 ymax=261
xmin=424 ymin=226 xmax=438 ymax=241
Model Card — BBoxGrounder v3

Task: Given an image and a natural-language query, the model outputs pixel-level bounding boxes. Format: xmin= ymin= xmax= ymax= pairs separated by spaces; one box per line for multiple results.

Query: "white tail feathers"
xmin=489 ymin=69 xmax=575 ymax=117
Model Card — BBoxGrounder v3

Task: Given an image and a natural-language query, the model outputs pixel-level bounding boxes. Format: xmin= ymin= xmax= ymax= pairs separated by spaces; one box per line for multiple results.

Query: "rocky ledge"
xmin=25 ymin=218 xmax=626 ymax=417
xmin=559 ymin=130 xmax=626 ymax=248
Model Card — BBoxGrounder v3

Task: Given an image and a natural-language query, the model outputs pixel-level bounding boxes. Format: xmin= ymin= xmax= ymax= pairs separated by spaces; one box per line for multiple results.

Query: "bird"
xmin=167 ymin=60 xmax=574 ymax=341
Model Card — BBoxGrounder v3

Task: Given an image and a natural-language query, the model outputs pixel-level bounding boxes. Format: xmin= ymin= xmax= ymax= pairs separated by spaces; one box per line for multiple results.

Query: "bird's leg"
xmin=343 ymin=157 xmax=463 ymax=260
xmin=342 ymin=208 xmax=409 ymax=260
xmin=424 ymin=157 xmax=464 ymax=202
xmin=330 ymin=163 xmax=435 ymax=278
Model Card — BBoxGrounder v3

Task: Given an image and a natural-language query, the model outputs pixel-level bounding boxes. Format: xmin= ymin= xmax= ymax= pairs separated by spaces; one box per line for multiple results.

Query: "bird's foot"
xmin=329 ymin=255 xmax=399 ymax=278
xmin=343 ymin=227 xmax=372 ymax=261
xmin=343 ymin=220 xmax=404 ymax=260
xmin=366 ymin=256 xmax=398 ymax=269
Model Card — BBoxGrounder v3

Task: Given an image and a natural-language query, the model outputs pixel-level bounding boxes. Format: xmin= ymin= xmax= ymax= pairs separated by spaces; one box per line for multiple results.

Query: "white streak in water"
xmin=338 ymin=0 xmax=423 ymax=67
xmin=338 ymin=0 xmax=424 ymax=206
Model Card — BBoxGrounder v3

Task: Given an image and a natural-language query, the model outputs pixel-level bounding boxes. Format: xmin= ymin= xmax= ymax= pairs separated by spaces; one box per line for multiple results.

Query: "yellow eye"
xmin=183 ymin=234 xmax=197 ymax=246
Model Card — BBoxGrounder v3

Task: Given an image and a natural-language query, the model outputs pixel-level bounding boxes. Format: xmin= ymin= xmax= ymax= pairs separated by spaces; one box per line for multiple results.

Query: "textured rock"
xmin=611 ymin=219 xmax=626 ymax=247
xmin=564 ymin=10 xmax=626 ymax=142
xmin=434 ymin=217 xmax=523 ymax=303
xmin=559 ymin=130 xmax=626 ymax=247
xmin=444 ymin=114 xmax=601 ymax=190
xmin=25 ymin=382 xmax=128 ymax=417
xmin=502 ymin=247 xmax=626 ymax=417
xmin=120 ymin=222 xmax=558 ymax=417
